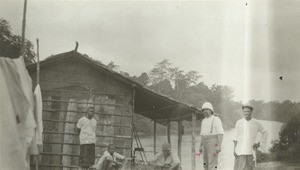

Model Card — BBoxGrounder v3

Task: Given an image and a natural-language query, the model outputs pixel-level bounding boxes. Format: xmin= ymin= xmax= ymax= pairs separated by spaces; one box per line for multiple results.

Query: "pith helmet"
xmin=201 ymin=102 xmax=214 ymax=112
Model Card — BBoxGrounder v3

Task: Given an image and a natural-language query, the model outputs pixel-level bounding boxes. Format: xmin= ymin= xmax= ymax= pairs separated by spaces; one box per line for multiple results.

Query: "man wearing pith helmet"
xmin=199 ymin=102 xmax=224 ymax=170
xmin=233 ymin=103 xmax=268 ymax=170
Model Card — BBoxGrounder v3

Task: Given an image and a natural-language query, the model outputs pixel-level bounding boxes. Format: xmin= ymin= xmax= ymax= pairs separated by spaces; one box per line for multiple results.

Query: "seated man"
xmin=95 ymin=144 xmax=125 ymax=170
xmin=148 ymin=142 xmax=181 ymax=170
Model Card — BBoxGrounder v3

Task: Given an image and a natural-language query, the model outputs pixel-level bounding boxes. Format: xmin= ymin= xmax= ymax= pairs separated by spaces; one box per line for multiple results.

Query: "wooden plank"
xmin=42 ymin=99 xmax=131 ymax=108
xmin=43 ymin=109 xmax=132 ymax=118
xmin=36 ymin=38 xmax=40 ymax=85
xmin=43 ymin=131 xmax=132 ymax=139
xmin=40 ymin=79 xmax=121 ymax=87
xmin=43 ymin=141 xmax=131 ymax=149
xmin=154 ymin=121 xmax=157 ymax=155
xmin=191 ymin=112 xmax=196 ymax=170
xmin=154 ymin=113 xmax=193 ymax=122
xmin=30 ymin=164 xmax=77 ymax=168
xmin=42 ymin=119 xmax=132 ymax=128
xmin=42 ymin=88 xmax=127 ymax=96
xmin=130 ymin=88 xmax=135 ymax=164
xmin=40 ymin=152 xmax=79 ymax=157
xmin=40 ymin=69 xmax=110 ymax=77
xmin=20 ymin=0 xmax=27 ymax=56
xmin=36 ymin=38 xmax=40 ymax=170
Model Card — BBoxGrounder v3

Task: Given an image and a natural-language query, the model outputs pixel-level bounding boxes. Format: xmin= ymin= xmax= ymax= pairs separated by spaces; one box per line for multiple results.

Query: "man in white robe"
xmin=233 ymin=103 xmax=268 ymax=170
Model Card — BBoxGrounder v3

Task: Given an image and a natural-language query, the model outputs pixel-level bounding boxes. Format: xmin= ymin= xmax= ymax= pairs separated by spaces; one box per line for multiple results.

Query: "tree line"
xmin=109 ymin=59 xmax=299 ymax=133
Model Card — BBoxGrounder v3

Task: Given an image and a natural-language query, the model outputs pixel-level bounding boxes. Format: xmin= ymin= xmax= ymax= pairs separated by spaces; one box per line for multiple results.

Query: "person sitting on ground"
xmin=95 ymin=144 xmax=125 ymax=170
xmin=148 ymin=142 xmax=181 ymax=170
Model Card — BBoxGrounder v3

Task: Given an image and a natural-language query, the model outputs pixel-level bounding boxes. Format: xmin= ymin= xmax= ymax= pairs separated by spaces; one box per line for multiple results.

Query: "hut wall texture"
xmin=29 ymin=58 xmax=133 ymax=169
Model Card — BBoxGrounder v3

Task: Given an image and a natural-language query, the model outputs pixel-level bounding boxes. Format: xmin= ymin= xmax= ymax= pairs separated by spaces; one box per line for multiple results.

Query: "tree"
xmin=0 ymin=18 xmax=36 ymax=64
xmin=135 ymin=72 xmax=149 ymax=86
xmin=149 ymin=59 xmax=172 ymax=85
xmin=149 ymin=79 xmax=174 ymax=97
xmin=277 ymin=100 xmax=294 ymax=122
xmin=270 ymin=108 xmax=300 ymax=163
xmin=148 ymin=59 xmax=201 ymax=99
xmin=107 ymin=61 xmax=119 ymax=71
xmin=182 ymin=82 xmax=211 ymax=107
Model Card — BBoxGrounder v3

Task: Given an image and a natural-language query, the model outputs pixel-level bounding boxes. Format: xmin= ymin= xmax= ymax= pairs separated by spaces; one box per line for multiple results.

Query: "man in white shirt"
xmin=95 ymin=144 xmax=125 ymax=170
xmin=233 ymin=103 xmax=268 ymax=170
xmin=199 ymin=102 xmax=224 ymax=170
xmin=77 ymin=107 xmax=97 ymax=170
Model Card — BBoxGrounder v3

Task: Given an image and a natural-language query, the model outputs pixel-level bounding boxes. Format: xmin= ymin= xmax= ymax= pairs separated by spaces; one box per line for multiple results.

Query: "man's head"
xmin=86 ymin=107 xmax=95 ymax=119
xmin=242 ymin=103 xmax=253 ymax=121
xmin=201 ymin=102 xmax=214 ymax=117
xmin=161 ymin=142 xmax=171 ymax=157
xmin=108 ymin=144 xmax=115 ymax=155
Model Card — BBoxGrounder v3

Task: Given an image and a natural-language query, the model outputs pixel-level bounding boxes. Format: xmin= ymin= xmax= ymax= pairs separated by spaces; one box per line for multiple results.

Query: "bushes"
xmin=256 ymin=150 xmax=273 ymax=163
xmin=269 ymin=113 xmax=300 ymax=163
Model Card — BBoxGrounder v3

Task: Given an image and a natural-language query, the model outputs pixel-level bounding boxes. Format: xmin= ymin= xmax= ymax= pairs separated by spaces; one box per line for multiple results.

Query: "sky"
xmin=1 ymin=0 xmax=299 ymax=102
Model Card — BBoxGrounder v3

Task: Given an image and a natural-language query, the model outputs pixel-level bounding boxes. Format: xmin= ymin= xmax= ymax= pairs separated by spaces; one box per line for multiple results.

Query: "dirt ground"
xmin=255 ymin=162 xmax=300 ymax=170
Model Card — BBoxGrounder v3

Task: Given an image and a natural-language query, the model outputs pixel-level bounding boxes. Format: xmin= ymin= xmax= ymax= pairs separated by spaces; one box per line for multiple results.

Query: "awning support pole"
xmin=177 ymin=114 xmax=182 ymax=160
xmin=167 ymin=119 xmax=171 ymax=144
xmin=154 ymin=121 xmax=157 ymax=155
xmin=191 ymin=112 xmax=196 ymax=170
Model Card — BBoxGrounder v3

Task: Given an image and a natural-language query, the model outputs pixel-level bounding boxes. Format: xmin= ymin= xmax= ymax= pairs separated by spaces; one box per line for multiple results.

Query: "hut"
xmin=27 ymin=49 xmax=202 ymax=170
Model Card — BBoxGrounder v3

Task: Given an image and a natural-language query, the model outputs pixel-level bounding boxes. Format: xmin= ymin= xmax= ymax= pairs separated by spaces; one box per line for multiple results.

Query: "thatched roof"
xmin=27 ymin=50 xmax=203 ymax=121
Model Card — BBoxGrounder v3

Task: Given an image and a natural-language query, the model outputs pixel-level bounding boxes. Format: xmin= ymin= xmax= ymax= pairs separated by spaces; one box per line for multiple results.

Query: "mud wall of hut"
xmin=29 ymin=57 xmax=133 ymax=170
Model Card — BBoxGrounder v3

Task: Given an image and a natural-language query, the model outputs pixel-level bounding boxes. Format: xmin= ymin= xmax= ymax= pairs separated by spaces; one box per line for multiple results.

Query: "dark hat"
xmin=242 ymin=103 xmax=253 ymax=110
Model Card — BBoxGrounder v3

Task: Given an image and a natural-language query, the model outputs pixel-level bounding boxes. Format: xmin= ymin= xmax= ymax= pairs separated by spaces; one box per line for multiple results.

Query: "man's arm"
xmin=233 ymin=141 xmax=237 ymax=158
xmin=217 ymin=134 xmax=223 ymax=153
xmin=105 ymin=157 xmax=118 ymax=163
xmin=199 ymin=136 xmax=203 ymax=152
xmin=199 ymin=120 xmax=204 ymax=153
xmin=113 ymin=152 xmax=125 ymax=161
xmin=77 ymin=128 xmax=81 ymax=134
xmin=216 ymin=117 xmax=224 ymax=153
xmin=233 ymin=120 xmax=239 ymax=158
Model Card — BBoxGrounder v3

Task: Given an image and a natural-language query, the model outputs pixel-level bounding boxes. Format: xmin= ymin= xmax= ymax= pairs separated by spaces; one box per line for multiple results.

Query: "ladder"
xmin=132 ymin=125 xmax=148 ymax=166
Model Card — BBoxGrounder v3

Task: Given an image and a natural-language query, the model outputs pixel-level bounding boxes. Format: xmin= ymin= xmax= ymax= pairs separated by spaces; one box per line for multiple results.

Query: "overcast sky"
xmin=1 ymin=0 xmax=299 ymax=102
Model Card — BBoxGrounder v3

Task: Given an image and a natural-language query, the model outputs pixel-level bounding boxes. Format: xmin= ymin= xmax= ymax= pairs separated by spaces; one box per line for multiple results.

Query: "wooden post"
xmin=154 ymin=121 xmax=157 ymax=155
xmin=130 ymin=87 xmax=136 ymax=167
xmin=36 ymin=39 xmax=40 ymax=84
xmin=177 ymin=114 xmax=182 ymax=160
xmin=191 ymin=112 xmax=196 ymax=170
xmin=20 ymin=0 xmax=27 ymax=56
xmin=167 ymin=119 xmax=171 ymax=144
xmin=35 ymin=38 xmax=40 ymax=170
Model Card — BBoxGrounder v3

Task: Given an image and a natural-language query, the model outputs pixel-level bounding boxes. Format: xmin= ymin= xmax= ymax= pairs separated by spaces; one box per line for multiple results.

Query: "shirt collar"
xmin=243 ymin=118 xmax=252 ymax=122
xmin=205 ymin=115 xmax=214 ymax=119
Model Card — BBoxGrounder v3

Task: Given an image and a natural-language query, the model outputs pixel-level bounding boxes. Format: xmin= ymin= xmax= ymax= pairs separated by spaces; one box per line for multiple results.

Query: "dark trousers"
xmin=79 ymin=144 xmax=95 ymax=168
